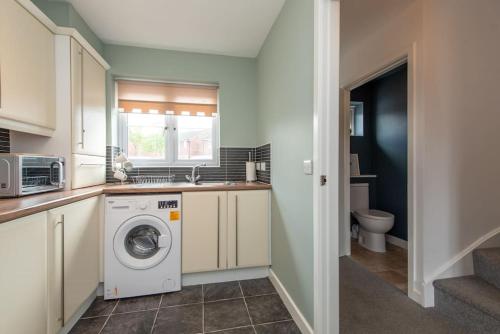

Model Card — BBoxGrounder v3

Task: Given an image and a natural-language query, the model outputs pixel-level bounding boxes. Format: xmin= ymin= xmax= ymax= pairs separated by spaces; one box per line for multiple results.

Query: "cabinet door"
xmin=48 ymin=196 xmax=100 ymax=325
xmin=0 ymin=212 xmax=48 ymax=334
xmin=71 ymin=39 xmax=106 ymax=156
xmin=71 ymin=39 xmax=84 ymax=152
xmin=228 ymin=190 xmax=270 ymax=268
xmin=0 ymin=0 xmax=56 ymax=136
xmin=182 ymin=191 xmax=227 ymax=273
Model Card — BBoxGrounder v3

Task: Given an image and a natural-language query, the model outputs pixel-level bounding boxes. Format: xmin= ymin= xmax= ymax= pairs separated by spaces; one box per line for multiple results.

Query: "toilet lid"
xmin=354 ymin=209 xmax=394 ymax=220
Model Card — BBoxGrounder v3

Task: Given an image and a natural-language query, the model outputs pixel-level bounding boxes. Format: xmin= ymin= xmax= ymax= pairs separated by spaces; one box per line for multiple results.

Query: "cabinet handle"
xmin=217 ymin=196 xmax=220 ymax=269
xmin=80 ymin=48 xmax=85 ymax=149
xmin=235 ymin=195 xmax=238 ymax=267
xmin=56 ymin=215 xmax=65 ymax=326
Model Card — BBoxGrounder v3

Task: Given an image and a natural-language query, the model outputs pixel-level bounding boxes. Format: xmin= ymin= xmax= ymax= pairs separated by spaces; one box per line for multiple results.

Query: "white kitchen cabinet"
xmin=228 ymin=190 xmax=270 ymax=268
xmin=0 ymin=212 xmax=48 ymax=334
xmin=71 ymin=38 xmax=106 ymax=157
xmin=0 ymin=0 xmax=56 ymax=136
xmin=182 ymin=191 xmax=227 ymax=273
xmin=48 ymin=196 xmax=100 ymax=330
xmin=182 ymin=190 xmax=270 ymax=274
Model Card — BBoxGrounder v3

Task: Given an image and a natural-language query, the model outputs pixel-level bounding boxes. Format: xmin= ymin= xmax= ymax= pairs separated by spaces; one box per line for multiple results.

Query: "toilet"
xmin=350 ymin=183 xmax=394 ymax=252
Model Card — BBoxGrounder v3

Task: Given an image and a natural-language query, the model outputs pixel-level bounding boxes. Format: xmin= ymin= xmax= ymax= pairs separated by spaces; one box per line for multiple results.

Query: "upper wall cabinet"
xmin=71 ymin=38 xmax=106 ymax=157
xmin=0 ymin=0 xmax=56 ymax=136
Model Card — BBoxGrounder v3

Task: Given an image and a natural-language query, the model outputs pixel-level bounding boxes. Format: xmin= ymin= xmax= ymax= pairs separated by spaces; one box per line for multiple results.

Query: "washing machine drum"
xmin=114 ymin=215 xmax=173 ymax=270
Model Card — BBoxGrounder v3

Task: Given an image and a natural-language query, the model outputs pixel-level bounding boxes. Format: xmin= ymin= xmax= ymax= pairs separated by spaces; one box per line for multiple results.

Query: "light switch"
xmin=260 ymin=162 xmax=266 ymax=171
xmin=303 ymin=160 xmax=313 ymax=175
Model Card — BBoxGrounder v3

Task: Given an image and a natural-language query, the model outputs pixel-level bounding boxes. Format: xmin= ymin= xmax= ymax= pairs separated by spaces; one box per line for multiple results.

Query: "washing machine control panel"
xmin=158 ymin=200 xmax=178 ymax=209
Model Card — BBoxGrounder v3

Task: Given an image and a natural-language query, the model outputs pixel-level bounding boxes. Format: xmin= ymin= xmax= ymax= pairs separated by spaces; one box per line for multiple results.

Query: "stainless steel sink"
xmin=195 ymin=181 xmax=235 ymax=186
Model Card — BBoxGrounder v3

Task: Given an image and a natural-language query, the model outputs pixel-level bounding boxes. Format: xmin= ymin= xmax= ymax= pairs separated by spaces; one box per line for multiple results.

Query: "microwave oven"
xmin=0 ymin=153 xmax=65 ymax=197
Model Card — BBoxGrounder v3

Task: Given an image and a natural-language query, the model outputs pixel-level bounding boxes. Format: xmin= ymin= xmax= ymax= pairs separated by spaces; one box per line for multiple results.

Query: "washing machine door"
xmin=113 ymin=214 xmax=173 ymax=270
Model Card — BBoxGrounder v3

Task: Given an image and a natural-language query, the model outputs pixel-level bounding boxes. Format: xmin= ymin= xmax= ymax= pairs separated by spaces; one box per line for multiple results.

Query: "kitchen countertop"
xmin=0 ymin=182 xmax=271 ymax=223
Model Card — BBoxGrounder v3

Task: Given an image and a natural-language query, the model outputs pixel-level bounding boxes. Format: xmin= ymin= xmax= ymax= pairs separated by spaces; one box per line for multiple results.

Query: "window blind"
xmin=117 ymin=80 xmax=218 ymax=117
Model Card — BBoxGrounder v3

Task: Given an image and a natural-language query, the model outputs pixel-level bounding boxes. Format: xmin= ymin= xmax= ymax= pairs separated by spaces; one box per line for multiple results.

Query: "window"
xmin=350 ymin=101 xmax=364 ymax=136
xmin=117 ymin=80 xmax=219 ymax=167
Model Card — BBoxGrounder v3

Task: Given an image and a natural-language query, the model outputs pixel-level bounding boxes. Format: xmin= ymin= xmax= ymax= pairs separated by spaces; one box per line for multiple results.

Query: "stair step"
xmin=434 ymin=276 xmax=500 ymax=333
xmin=473 ymin=247 xmax=500 ymax=289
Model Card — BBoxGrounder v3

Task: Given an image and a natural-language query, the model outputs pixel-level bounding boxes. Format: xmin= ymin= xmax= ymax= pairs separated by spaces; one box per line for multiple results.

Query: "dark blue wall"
xmin=350 ymin=64 xmax=408 ymax=240
xmin=350 ymin=84 xmax=374 ymax=174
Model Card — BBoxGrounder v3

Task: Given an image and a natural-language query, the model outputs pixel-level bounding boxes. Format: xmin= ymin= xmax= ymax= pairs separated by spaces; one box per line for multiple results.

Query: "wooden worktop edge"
xmin=0 ymin=182 xmax=271 ymax=224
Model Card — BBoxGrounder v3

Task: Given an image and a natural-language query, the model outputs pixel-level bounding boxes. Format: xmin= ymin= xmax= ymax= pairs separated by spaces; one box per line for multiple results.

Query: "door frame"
xmin=338 ymin=43 xmax=419 ymax=303
xmin=313 ymin=0 xmax=340 ymax=333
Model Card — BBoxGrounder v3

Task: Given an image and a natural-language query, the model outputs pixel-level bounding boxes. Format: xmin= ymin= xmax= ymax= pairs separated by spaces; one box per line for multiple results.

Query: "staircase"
xmin=433 ymin=247 xmax=500 ymax=333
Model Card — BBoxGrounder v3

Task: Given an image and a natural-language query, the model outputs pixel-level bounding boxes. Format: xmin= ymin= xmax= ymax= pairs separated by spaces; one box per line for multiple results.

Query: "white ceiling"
xmin=64 ymin=0 xmax=286 ymax=58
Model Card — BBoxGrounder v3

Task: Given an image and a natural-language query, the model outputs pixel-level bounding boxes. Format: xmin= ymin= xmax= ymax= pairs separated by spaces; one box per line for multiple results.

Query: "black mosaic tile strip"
xmin=105 ymin=146 xmax=270 ymax=184
xmin=0 ymin=128 xmax=10 ymax=153
xmin=106 ymin=146 xmax=122 ymax=183
xmin=256 ymin=143 xmax=271 ymax=184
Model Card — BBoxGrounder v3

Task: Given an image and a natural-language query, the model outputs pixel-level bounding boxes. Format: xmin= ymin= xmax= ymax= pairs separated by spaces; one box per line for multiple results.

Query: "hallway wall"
xmin=373 ymin=66 xmax=408 ymax=241
xmin=257 ymin=0 xmax=314 ymax=324
xmin=341 ymin=0 xmax=500 ymax=305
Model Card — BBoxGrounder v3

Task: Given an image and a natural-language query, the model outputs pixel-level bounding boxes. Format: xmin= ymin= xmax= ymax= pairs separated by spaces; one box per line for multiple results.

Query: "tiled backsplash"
xmin=107 ymin=144 xmax=272 ymax=184
xmin=256 ymin=143 xmax=271 ymax=184
xmin=0 ymin=128 xmax=10 ymax=153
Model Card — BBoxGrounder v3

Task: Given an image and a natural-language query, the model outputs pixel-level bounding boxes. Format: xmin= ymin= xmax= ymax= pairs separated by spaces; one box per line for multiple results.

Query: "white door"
xmin=48 ymin=197 xmax=100 ymax=325
xmin=0 ymin=0 xmax=55 ymax=136
xmin=182 ymin=191 xmax=227 ymax=273
xmin=71 ymin=38 xmax=106 ymax=156
xmin=0 ymin=212 xmax=48 ymax=334
xmin=228 ymin=190 xmax=270 ymax=268
xmin=113 ymin=215 xmax=173 ymax=270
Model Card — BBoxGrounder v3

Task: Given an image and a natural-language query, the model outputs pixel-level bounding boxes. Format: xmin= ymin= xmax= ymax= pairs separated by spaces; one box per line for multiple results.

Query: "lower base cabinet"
xmin=0 ymin=212 xmax=48 ymax=334
xmin=48 ymin=196 xmax=100 ymax=333
xmin=182 ymin=190 xmax=270 ymax=273
xmin=228 ymin=190 xmax=270 ymax=268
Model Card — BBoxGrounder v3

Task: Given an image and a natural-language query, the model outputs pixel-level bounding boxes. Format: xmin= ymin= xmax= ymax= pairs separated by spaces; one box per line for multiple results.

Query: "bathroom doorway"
xmin=340 ymin=57 xmax=415 ymax=297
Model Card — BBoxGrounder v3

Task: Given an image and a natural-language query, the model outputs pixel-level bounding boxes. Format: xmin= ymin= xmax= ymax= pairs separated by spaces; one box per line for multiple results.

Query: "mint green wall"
xmin=257 ymin=0 xmax=315 ymax=324
xmin=31 ymin=0 xmax=104 ymax=55
xmin=103 ymin=44 xmax=258 ymax=147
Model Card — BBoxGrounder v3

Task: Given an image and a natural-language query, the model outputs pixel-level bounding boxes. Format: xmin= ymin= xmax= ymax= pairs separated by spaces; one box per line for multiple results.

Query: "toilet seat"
xmin=354 ymin=209 xmax=394 ymax=221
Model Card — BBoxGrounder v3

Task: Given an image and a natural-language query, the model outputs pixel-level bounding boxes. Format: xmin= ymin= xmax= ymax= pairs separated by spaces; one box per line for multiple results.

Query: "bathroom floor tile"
xmin=101 ymin=310 xmax=156 ymax=334
xmin=254 ymin=320 xmax=301 ymax=334
xmin=113 ymin=294 xmax=161 ymax=314
xmin=240 ymin=278 xmax=276 ymax=297
xmin=82 ymin=297 xmax=118 ymax=318
xmin=349 ymin=239 xmax=408 ymax=292
xmin=152 ymin=304 xmax=202 ymax=334
xmin=69 ymin=316 xmax=107 ymax=334
xmin=207 ymin=326 xmax=255 ymax=334
xmin=70 ymin=281 xmax=300 ymax=334
xmin=161 ymin=285 xmax=202 ymax=307
xmin=204 ymin=298 xmax=251 ymax=332
xmin=204 ymin=281 xmax=243 ymax=302
xmin=245 ymin=294 xmax=291 ymax=325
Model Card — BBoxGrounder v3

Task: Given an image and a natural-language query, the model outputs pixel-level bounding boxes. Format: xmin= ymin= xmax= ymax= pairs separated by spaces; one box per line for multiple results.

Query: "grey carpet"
xmin=473 ymin=247 xmax=500 ymax=289
xmin=340 ymin=257 xmax=466 ymax=334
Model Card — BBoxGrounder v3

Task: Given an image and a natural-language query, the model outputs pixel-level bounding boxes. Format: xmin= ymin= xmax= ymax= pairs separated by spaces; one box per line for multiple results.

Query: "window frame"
xmin=350 ymin=101 xmax=364 ymax=137
xmin=118 ymin=113 xmax=220 ymax=168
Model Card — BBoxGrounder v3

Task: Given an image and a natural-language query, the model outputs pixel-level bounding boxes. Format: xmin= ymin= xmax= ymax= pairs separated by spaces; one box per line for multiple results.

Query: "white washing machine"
xmin=104 ymin=194 xmax=181 ymax=299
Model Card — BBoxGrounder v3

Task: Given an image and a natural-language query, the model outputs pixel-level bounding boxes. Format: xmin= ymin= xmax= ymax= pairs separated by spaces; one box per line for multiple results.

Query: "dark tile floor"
xmin=70 ymin=278 xmax=301 ymax=334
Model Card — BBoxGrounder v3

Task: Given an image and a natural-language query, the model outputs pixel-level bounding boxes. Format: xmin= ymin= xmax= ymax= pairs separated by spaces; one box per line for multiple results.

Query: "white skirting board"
xmin=182 ymin=266 xmax=270 ymax=286
xmin=385 ymin=234 xmax=408 ymax=249
xmin=269 ymin=269 xmax=313 ymax=334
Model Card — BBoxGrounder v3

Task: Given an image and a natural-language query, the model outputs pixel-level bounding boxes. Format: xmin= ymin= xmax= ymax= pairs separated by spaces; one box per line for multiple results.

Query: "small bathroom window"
xmin=350 ymin=101 xmax=364 ymax=136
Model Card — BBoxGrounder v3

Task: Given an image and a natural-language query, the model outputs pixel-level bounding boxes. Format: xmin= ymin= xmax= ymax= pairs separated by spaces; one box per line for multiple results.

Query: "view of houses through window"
xmin=117 ymin=80 xmax=219 ymax=166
